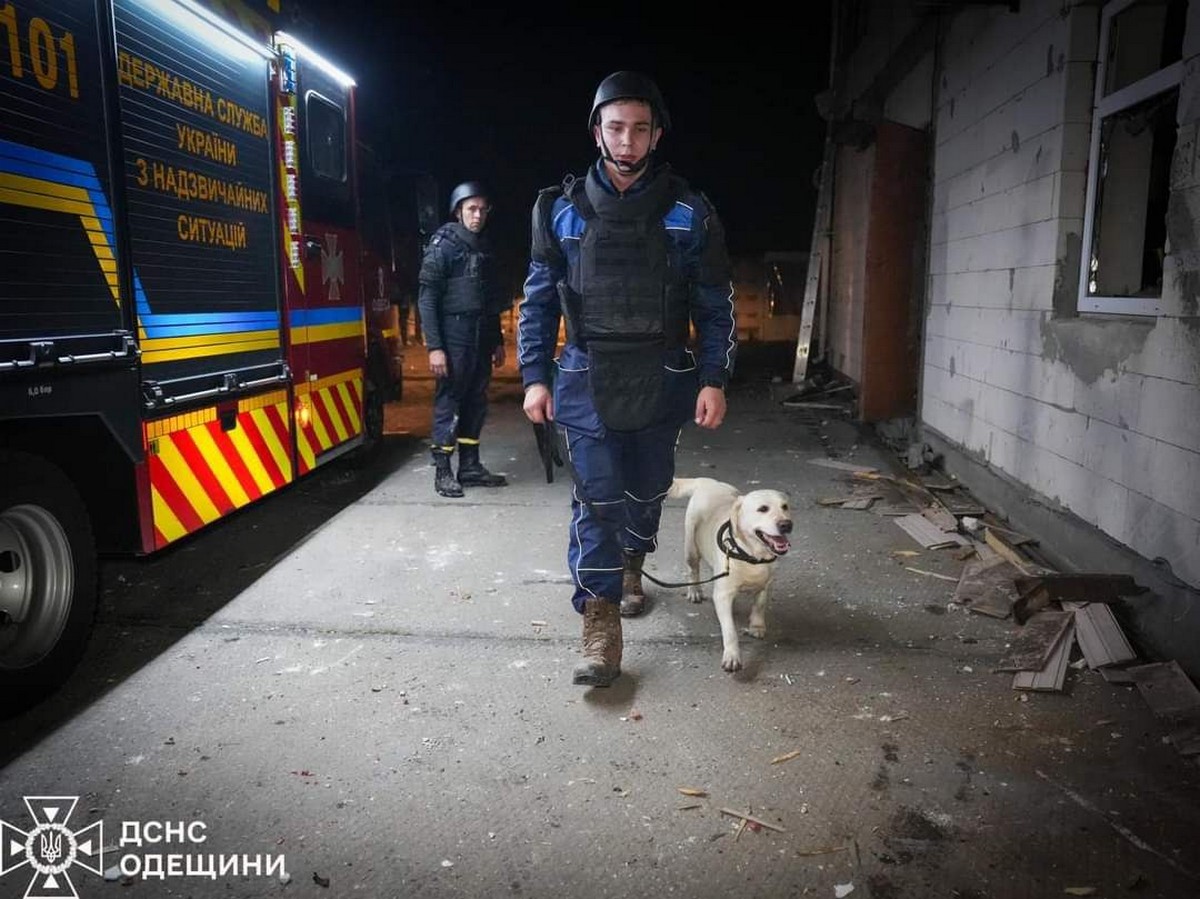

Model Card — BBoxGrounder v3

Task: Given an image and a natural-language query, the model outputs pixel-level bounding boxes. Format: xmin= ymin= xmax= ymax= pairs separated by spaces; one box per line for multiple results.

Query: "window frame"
xmin=1077 ymin=0 xmax=1182 ymax=316
xmin=304 ymin=89 xmax=348 ymax=184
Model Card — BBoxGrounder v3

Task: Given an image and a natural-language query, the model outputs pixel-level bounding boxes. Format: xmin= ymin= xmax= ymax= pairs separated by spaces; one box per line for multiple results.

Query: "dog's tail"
xmin=667 ymin=477 xmax=702 ymax=500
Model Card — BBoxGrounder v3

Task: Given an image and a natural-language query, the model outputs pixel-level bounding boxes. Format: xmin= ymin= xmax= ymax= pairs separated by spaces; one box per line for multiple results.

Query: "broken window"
xmin=1078 ymin=0 xmax=1186 ymax=315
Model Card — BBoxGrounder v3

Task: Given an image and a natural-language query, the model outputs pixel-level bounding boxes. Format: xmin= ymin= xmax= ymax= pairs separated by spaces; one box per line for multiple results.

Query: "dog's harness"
xmin=641 ymin=520 xmax=777 ymax=589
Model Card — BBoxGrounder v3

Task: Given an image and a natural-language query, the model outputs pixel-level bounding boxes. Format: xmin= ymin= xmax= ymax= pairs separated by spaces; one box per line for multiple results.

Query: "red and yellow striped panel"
xmin=145 ymin=391 xmax=294 ymax=549
xmin=294 ymin=370 xmax=363 ymax=475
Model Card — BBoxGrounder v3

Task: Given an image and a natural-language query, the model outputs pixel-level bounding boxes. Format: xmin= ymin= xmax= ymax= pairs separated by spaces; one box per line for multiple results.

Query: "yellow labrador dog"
xmin=668 ymin=477 xmax=793 ymax=672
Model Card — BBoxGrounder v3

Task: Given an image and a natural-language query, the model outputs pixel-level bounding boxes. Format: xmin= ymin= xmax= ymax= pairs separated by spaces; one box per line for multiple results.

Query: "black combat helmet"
xmin=587 ymin=71 xmax=671 ymax=132
xmin=448 ymin=181 xmax=488 ymax=216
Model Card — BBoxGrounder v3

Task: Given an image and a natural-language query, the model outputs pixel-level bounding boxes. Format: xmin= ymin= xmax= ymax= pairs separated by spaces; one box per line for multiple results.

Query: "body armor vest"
xmin=438 ymin=224 xmax=491 ymax=315
xmin=556 ymin=166 xmax=692 ymax=431
xmin=559 ymin=166 xmax=689 ymax=348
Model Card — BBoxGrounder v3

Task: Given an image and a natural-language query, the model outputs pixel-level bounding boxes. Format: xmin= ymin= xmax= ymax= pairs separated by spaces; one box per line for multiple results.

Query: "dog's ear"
xmin=731 ymin=495 xmax=747 ymax=533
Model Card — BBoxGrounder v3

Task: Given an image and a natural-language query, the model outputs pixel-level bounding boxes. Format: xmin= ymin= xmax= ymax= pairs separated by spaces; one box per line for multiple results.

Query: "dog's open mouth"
xmin=756 ymin=530 xmax=791 ymax=556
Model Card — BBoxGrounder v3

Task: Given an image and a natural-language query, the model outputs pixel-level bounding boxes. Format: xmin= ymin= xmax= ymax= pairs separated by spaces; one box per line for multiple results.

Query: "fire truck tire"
xmin=0 ymin=452 xmax=97 ymax=716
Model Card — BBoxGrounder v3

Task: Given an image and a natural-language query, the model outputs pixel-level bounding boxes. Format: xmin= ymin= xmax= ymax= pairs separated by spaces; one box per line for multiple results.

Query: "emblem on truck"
xmin=320 ymin=233 xmax=344 ymax=301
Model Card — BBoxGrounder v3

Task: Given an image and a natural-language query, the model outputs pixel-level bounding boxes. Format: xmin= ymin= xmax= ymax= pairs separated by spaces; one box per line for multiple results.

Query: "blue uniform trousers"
xmin=561 ymin=420 xmax=681 ymax=612
xmin=432 ymin=313 xmax=492 ymax=451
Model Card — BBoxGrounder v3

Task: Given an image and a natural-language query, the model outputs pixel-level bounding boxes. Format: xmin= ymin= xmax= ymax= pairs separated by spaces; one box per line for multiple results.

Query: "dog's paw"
xmin=721 ymin=650 xmax=743 ymax=672
xmin=686 ymin=588 xmax=704 ymax=604
xmin=745 ymin=622 xmax=766 ymax=640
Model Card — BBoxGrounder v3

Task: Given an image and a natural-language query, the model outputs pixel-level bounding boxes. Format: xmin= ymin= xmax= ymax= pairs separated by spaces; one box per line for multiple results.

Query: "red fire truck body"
xmin=0 ymin=0 xmax=398 ymax=700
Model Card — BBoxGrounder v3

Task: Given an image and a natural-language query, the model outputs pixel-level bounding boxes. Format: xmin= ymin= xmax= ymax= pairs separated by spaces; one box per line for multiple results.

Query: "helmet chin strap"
xmin=598 ymin=132 xmax=653 ymax=175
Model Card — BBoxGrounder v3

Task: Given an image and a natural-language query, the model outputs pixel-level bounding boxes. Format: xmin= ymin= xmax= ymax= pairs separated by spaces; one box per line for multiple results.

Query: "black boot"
xmin=432 ymin=450 xmax=463 ymax=498
xmin=457 ymin=443 xmax=507 ymax=487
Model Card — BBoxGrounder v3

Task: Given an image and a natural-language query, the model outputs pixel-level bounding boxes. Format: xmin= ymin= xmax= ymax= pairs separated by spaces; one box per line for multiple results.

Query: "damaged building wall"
xmin=919 ymin=0 xmax=1200 ymax=589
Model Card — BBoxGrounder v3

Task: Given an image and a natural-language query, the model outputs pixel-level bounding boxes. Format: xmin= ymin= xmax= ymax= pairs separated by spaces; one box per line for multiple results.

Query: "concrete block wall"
xmin=919 ymin=0 xmax=1200 ymax=587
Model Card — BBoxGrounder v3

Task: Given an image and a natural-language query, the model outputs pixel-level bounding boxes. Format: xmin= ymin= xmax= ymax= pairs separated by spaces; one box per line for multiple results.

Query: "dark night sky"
xmin=294 ymin=4 xmax=832 ymax=286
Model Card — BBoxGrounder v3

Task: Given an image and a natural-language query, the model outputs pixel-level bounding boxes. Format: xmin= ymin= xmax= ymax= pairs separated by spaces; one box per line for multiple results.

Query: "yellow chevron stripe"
xmin=316 ymin=386 xmax=349 ymax=443
xmin=308 ymin=391 xmax=333 ymax=448
xmin=297 ymin=426 xmax=316 ymax=473
xmin=334 ymin=380 xmax=361 ymax=434
xmin=225 ymin=421 xmax=275 ymax=495
xmin=190 ymin=422 xmax=252 ymax=508
xmin=249 ymin=407 xmax=292 ymax=481
xmin=157 ymin=434 xmax=221 ymax=525
xmin=151 ymin=485 xmax=187 ymax=544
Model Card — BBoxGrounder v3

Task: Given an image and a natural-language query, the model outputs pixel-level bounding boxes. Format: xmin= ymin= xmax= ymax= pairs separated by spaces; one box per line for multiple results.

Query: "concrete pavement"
xmin=2 ymin=346 xmax=1199 ymax=899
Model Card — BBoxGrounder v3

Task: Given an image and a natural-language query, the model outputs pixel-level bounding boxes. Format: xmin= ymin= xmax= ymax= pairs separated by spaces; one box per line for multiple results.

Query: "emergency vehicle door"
xmin=276 ymin=36 xmax=362 ymax=473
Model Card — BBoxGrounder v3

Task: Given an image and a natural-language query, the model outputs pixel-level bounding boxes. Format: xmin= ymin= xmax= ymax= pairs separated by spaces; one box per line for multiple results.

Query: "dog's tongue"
xmin=765 ymin=534 xmax=791 ymax=555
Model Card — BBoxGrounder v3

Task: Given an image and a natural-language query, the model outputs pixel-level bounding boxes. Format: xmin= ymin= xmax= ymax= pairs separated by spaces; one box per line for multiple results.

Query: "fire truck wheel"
xmin=0 ymin=452 xmax=97 ymax=716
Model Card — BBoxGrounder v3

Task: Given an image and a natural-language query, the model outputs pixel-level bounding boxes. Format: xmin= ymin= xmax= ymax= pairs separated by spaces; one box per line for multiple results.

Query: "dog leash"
xmin=640 ymin=520 xmax=776 ymax=589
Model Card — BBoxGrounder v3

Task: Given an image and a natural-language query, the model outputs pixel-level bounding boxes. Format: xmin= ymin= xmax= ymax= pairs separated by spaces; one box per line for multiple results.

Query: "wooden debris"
xmin=783 ymin=401 xmax=850 ymax=410
xmin=718 ymin=808 xmax=786 ymax=833
xmin=1012 ymin=580 xmax=1052 ymax=625
xmin=1012 ymin=621 xmax=1075 ymax=692
xmin=984 ymin=528 xmax=1039 ymax=576
xmin=1127 ymin=661 xmax=1200 ymax=721
xmin=895 ymin=513 xmax=970 ymax=549
xmin=795 ymin=845 xmax=851 ymax=858
xmin=677 ymin=787 xmax=708 ymax=797
xmin=995 ymin=610 xmax=1074 ymax=672
xmin=808 ymin=458 xmax=878 ymax=473
xmin=952 ymin=556 xmax=1020 ymax=619
xmin=841 ymin=496 xmax=877 ymax=511
xmin=1064 ymin=602 xmax=1137 ymax=669
xmin=770 ymin=750 xmax=803 ymax=765
xmin=1101 ymin=666 xmax=1137 ymax=685
xmin=1014 ymin=573 xmax=1144 ymax=604
xmin=935 ymin=490 xmax=986 ymax=516
xmin=904 ymin=567 xmax=959 ymax=583
xmin=921 ymin=502 xmax=958 ymax=532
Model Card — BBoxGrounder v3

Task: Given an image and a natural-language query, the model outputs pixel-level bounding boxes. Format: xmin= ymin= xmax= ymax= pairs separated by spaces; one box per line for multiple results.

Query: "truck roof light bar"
xmin=275 ymin=31 xmax=356 ymax=88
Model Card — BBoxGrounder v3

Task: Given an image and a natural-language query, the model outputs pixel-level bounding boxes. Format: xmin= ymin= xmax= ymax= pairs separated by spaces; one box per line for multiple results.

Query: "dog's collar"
xmin=717 ymin=520 xmax=777 ymax=566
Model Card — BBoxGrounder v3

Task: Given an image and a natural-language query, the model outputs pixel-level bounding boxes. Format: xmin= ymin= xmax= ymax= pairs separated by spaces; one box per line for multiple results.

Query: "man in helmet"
xmin=518 ymin=71 xmax=737 ymax=686
xmin=418 ymin=181 xmax=510 ymax=497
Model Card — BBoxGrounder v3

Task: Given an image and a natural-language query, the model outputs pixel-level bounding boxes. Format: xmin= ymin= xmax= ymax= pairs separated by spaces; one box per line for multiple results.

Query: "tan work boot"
xmin=572 ymin=599 xmax=623 ymax=686
xmin=619 ymin=552 xmax=646 ymax=617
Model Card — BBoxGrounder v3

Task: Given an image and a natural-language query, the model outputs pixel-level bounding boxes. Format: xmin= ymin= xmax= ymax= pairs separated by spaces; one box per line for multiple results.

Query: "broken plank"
xmin=921 ymin=502 xmax=959 ymax=532
xmin=995 ymin=610 xmax=1074 ymax=672
xmin=1068 ymin=602 xmax=1137 ymax=669
xmin=1127 ymin=661 xmax=1200 ymax=721
xmin=1013 ymin=621 xmax=1075 ymax=692
xmin=895 ymin=513 xmax=970 ymax=549
xmin=841 ymin=497 xmax=877 ymax=510
xmin=984 ymin=528 xmax=1038 ymax=576
xmin=953 ymin=556 xmax=1019 ymax=619
xmin=1013 ymin=573 xmax=1144 ymax=603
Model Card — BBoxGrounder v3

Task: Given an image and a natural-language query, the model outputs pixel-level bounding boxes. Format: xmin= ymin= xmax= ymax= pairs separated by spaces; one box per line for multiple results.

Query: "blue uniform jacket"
xmin=518 ymin=162 xmax=736 ymax=436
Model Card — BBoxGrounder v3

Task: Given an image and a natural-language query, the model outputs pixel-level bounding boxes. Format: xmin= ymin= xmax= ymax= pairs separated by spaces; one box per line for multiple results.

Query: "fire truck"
xmin=0 ymin=0 xmax=405 ymax=704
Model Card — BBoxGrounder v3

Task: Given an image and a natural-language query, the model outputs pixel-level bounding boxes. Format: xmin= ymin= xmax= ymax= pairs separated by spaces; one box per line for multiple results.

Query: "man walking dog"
xmin=518 ymin=71 xmax=737 ymax=686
